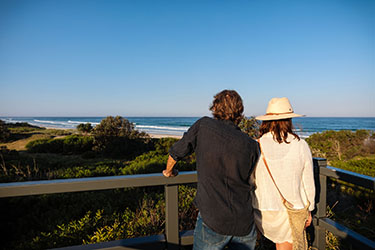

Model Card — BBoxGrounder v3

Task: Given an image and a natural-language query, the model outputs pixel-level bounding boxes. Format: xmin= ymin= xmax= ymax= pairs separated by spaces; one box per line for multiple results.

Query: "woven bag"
xmin=284 ymin=199 xmax=309 ymax=250
xmin=258 ymin=140 xmax=309 ymax=250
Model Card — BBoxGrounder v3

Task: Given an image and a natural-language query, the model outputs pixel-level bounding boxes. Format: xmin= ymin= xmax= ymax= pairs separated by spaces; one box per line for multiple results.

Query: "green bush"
xmin=153 ymin=137 xmax=179 ymax=154
xmin=26 ymin=135 xmax=94 ymax=154
xmin=331 ymin=157 xmax=375 ymax=177
xmin=26 ymin=138 xmax=63 ymax=153
xmin=0 ymin=120 xmax=11 ymax=142
xmin=92 ymin=116 xmax=151 ymax=158
xmin=238 ymin=116 xmax=260 ymax=139
xmin=306 ymin=130 xmax=373 ymax=162
xmin=77 ymin=123 xmax=93 ymax=134
xmin=62 ymin=135 xmax=94 ymax=154
xmin=26 ymin=185 xmax=198 ymax=249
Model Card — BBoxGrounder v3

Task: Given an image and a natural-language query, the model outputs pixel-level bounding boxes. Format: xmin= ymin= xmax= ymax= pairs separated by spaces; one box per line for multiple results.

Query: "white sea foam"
xmin=32 ymin=119 xmax=76 ymax=128
xmin=68 ymin=120 xmax=100 ymax=125
xmin=34 ymin=119 xmax=61 ymax=124
xmin=135 ymin=125 xmax=189 ymax=131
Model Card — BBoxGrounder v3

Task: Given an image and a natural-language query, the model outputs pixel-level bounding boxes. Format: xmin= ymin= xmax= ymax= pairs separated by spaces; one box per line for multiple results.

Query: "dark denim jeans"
xmin=193 ymin=213 xmax=257 ymax=250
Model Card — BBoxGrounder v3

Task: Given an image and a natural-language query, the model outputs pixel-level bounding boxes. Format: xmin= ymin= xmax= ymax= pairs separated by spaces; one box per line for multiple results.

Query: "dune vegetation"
xmin=0 ymin=117 xmax=374 ymax=249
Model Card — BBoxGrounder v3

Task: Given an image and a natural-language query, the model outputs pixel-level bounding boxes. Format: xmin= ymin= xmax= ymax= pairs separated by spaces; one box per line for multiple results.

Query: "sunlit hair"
xmin=209 ymin=90 xmax=244 ymax=125
xmin=259 ymin=118 xmax=300 ymax=144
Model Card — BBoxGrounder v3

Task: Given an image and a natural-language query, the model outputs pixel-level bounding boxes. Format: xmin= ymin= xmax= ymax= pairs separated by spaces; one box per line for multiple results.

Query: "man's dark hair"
xmin=209 ymin=90 xmax=244 ymax=125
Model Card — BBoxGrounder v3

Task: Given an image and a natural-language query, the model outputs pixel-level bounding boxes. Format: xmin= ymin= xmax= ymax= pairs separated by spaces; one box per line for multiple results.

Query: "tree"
xmin=92 ymin=116 xmax=150 ymax=157
xmin=77 ymin=123 xmax=93 ymax=134
xmin=0 ymin=120 xmax=11 ymax=142
xmin=238 ymin=116 xmax=260 ymax=139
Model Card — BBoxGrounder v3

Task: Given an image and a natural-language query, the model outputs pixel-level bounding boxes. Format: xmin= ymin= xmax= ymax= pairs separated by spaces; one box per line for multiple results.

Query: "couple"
xmin=163 ymin=90 xmax=315 ymax=250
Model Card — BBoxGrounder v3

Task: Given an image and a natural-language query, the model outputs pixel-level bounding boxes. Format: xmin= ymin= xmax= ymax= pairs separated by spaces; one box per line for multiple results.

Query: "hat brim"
xmin=255 ymin=113 xmax=305 ymax=121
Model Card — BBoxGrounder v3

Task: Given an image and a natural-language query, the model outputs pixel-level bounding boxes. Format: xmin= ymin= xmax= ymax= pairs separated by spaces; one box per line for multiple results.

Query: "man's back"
xmin=169 ymin=116 xmax=259 ymax=236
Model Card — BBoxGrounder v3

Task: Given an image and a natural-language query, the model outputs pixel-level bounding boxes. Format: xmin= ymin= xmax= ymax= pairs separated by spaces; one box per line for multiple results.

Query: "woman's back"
xmin=253 ymin=132 xmax=315 ymax=211
xmin=253 ymin=97 xmax=316 ymax=249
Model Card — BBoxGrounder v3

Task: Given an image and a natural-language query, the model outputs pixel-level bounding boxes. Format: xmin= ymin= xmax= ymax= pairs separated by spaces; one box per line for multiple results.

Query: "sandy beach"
xmin=148 ymin=133 xmax=182 ymax=139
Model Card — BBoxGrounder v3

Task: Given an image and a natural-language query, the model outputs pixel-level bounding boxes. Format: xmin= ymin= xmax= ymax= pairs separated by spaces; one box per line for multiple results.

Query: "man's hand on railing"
xmin=163 ymin=155 xmax=179 ymax=177
xmin=163 ymin=168 xmax=179 ymax=177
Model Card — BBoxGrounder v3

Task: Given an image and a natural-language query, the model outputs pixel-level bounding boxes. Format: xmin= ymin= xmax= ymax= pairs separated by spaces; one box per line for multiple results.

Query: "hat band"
xmin=265 ymin=111 xmax=294 ymax=115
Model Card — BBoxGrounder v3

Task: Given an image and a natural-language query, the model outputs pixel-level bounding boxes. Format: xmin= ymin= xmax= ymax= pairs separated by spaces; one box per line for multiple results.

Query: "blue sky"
xmin=0 ymin=0 xmax=374 ymax=117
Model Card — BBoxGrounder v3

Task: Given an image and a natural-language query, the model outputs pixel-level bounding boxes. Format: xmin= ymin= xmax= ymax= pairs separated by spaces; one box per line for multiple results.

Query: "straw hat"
xmin=256 ymin=97 xmax=305 ymax=121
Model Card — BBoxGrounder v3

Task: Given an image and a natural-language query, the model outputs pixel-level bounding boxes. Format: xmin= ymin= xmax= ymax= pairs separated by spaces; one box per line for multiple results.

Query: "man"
xmin=163 ymin=90 xmax=260 ymax=250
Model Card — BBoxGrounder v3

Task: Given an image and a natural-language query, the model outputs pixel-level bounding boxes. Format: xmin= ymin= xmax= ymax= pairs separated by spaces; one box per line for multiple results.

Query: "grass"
xmin=0 ymin=128 xmax=75 ymax=151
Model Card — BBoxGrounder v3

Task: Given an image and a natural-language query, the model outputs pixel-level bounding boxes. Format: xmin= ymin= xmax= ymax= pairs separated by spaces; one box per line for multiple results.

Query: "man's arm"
xmin=163 ymin=155 xmax=179 ymax=177
xmin=163 ymin=118 xmax=202 ymax=178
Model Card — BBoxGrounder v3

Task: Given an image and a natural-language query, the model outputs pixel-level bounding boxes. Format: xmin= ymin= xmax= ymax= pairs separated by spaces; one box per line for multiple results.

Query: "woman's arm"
xmin=301 ymin=140 xmax=316 ymax=211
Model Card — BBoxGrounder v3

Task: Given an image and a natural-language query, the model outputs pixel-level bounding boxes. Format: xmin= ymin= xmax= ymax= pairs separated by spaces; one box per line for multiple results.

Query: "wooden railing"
xmin=0 ymin=159 xmax=374 ymax=249
xmin=312 ymin=158 xmax=375 ymax=250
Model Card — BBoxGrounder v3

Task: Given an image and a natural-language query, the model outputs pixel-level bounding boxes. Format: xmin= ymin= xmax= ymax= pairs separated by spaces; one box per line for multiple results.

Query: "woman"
xmin=252 ymin=97 xmax=315 ymax=250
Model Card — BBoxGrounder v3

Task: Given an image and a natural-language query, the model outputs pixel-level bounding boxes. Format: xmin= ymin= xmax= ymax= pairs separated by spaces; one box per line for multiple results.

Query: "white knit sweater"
xmin=252 ymin=132 xmax=315 ymax=211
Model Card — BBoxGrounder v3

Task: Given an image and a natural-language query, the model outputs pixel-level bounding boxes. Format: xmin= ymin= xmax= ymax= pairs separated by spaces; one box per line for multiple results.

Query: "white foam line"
xmin=68 ymin=120 xmax=100 ymax=125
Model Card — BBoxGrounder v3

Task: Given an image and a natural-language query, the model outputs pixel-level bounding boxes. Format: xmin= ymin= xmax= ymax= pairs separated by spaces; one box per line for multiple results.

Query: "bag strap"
xmin=257 ymin=139 xmax=288 ymax=204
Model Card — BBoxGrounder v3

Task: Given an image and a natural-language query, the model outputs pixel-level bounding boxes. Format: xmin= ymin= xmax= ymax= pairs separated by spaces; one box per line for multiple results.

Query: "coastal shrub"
xmin=0 ymin=146 xmax=19 ymax=160
xmin=62 ymin=135 xmax=94 ymax=154
xmin=0 ymin=146 xmax=21 ymax=180
xmin=5 ymin=122 xmax=42 ymax=129
xmin=92 ymin=116 xmax=151 ymax=158
xmin=238 ymin=116 xmax=260 ymax=139
xmin=26 ymin=138 xmax=63 ymax=153
xmin=0 ymin=120 xmax=11 ymax=142
xmin=57 ymin=165 xmax=119 ymax=178
xmin=178 ymin=185 xmax=198 ymax=231
xmin=0 ymin=146 xmax=65 ymax=182
xmin=1 ymin=186 xmax=151 ymax=249
xmin=28 ymin=193 xmax=165 ymax=249
xmin=331 ymin=157 xmax=375 ymax=177
xmin=26 ymin=135 xmax=94 ymax=155
xmin=306 ymin=130 xmax=374 ymax=162
xmin=81 ymin=151 xmax=97 ymax=159
xmin=24 ymin=185 xmax=198 ymax=249
xmin=153 ymin=137 xmax=179 ymax=154
xmin=119 ymin=148 xmax=196 ymax=175
xmin=77 ymin=123 xmax=93 ymax=134
xmin=7 ymin=122 xmax=44 ymax=134
xmin=120 ymin=154 xmax=168 ymax=175
xmin=44 ymin=129 xmax=72 ymax=136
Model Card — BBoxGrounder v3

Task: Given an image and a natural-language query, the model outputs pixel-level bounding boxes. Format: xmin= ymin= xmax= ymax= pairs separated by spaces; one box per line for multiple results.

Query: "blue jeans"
xmin=193 ymin=213 xmax=257 ymax=250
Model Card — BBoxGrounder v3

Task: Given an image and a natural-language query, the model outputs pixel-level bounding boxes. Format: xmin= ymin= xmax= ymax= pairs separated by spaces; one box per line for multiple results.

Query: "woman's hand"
xmin=305 ymin=211 xmax=312 ymax=228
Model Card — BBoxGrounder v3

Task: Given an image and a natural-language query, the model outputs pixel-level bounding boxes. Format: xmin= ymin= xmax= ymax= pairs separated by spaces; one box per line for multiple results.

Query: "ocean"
xmin=1 ymin=117 xmax=374 ymax=138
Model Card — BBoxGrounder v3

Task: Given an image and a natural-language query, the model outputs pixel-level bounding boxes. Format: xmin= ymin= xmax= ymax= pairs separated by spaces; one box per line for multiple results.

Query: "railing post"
xmin=313 ymin=158 xmax=327 ymax=250
xmin=165 ymin=184 xmax=179 ymax=250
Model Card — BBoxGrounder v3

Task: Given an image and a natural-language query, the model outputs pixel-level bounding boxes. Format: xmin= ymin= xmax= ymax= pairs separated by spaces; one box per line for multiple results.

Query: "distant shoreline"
xmin=3 ymin=117 xmax=375 ymax=139
xmin=43 ymin=126 xmax=183 ymax=139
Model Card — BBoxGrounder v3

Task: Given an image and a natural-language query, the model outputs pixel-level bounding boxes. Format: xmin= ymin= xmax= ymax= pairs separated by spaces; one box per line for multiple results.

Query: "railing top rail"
xmin=320 ymin=166 xmax=375 ymax=190
xmin=1 ymin=157 xmax=374 ymax=198
xmin=0 ymin=171 xmax=198 ymax=198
